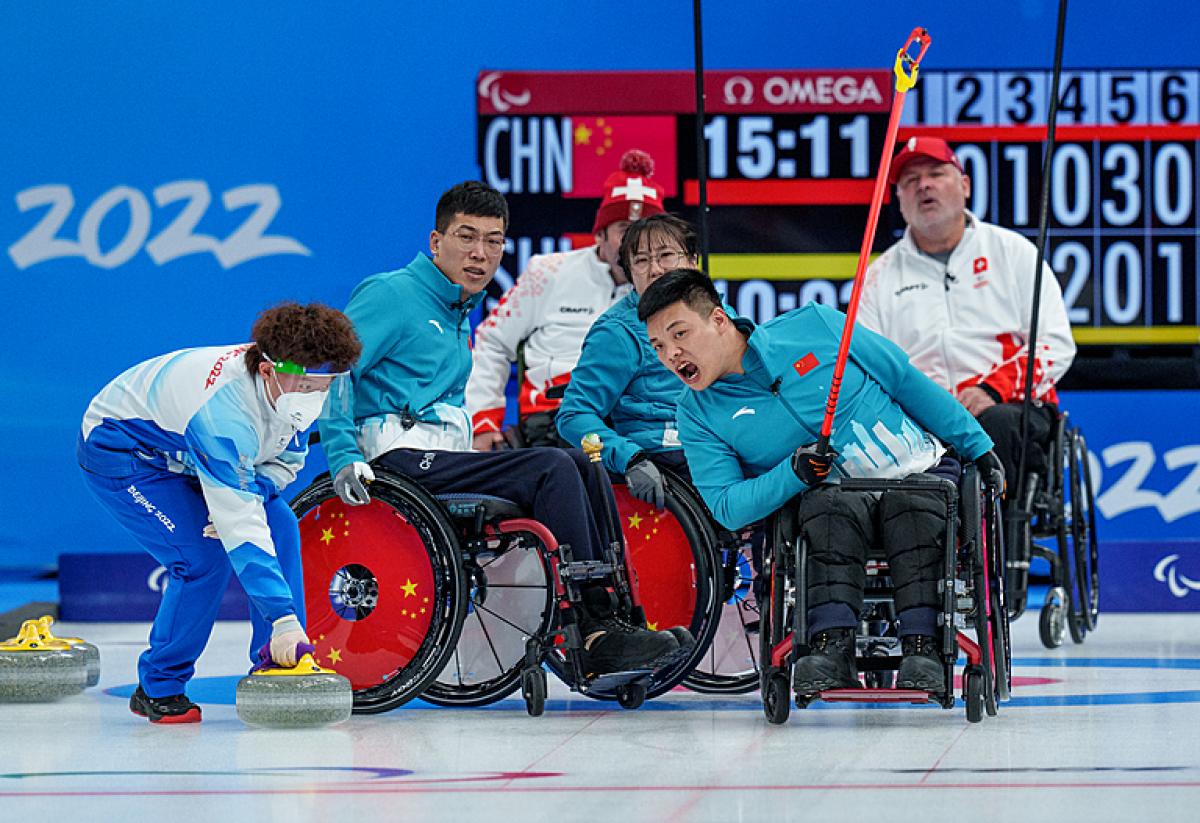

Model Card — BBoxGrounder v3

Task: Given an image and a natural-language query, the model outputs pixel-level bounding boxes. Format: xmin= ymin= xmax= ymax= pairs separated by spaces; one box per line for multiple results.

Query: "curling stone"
xmin=0 ymin=620 xmax=88 ymax=702
xmin=236 ymin=651 xmax=352 ymax=729
xmin=36 ymin=616 xmax=100 ymax=687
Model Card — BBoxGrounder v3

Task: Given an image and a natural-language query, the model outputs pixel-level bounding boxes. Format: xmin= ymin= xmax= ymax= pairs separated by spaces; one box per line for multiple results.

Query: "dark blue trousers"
xmin=79 ymin=461 xmax=304 ymax=697
xmin=377 ymin=446 xmax=617 ymax=562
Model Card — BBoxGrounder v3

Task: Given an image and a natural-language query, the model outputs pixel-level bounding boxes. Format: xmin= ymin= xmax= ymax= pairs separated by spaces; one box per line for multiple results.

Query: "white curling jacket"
xmin=858 ymin=213 xmax=1076 ymax=404
xmin=466 ymin=245 xmax=631 ymax=434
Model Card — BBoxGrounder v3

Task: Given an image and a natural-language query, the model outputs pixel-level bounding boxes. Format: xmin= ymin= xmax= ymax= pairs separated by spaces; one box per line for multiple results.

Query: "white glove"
xmin=334 ymin=461 xmax=375 ymax=506
xmin=269 ymin=615 xmax=310 ymax=668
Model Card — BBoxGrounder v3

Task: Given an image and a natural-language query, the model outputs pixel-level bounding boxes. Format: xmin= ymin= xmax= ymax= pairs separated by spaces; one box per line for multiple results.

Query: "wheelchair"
xmin=758 ymin=463 xmax=1011 ymax=725
xmin=1004 ymin=409 xmax=1100 ymax=648
xmin=607 ymin=471 xmax=757 ymax=694
xmin=292 ymin=441 xmax=723 ymax=715
xmin=424 ymin=456 xmax=723 ymax=714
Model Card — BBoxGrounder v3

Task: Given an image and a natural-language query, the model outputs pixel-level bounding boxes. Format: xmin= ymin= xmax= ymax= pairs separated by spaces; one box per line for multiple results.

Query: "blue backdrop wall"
xmin=2 ymin=1 xmax=1198 ymax=570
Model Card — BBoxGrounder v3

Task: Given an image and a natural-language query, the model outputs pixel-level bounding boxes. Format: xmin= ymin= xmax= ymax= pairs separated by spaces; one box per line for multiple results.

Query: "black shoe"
xmin=663 ymin=625 xmax=696 ymax=650
xmin=896 ymin=635 xmax=945 ymax=693
xmin=129 ymin=686 xmax=201 ymax=724
xmin=579 ymin=615 xmax=680 ymax=675
xmin=793 ymin=628 xmax=859 ymax=694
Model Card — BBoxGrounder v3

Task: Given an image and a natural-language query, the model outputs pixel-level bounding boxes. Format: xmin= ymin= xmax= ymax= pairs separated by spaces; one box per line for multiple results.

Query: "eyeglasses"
xmin=446 ymin=228 xmax=506 ymax=255
xmin=629 ymin=249 xmax=685 ymax=274
xmin=273 ymin=370 xmax=337 ymax=394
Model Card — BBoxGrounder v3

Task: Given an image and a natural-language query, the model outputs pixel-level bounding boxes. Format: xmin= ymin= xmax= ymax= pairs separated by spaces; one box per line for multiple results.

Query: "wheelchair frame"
xmin=1005 ymin=409 xmax=1100 ymax=648
xmin=758 ymin=464 xmax=1011 ymax=725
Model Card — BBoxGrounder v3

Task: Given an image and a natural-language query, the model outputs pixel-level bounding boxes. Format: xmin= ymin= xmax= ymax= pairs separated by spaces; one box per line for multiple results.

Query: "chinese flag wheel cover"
xmin=613 ymin=485 xmax=699 ymax=632
xmin=299 ymin=497 xmax=436 ymax=691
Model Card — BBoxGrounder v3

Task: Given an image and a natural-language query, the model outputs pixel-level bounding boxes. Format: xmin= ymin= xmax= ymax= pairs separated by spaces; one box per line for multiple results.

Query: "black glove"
xmin=791 ymin=444 xmax=837 ymax=486
xmin=977 ymin=450 xmax=1006 ymax=496
xmin=625 ymin=456 xmax=665 ymax=509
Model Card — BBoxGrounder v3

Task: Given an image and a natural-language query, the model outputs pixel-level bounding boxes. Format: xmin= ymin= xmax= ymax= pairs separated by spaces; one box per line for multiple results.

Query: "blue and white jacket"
xmin=78 ymin=344 xmax=307 ymax=622
xmin=677 ymin=303 xmax=993 ymax=530
xmin=319 ymin=253 xmax=485 ymax=477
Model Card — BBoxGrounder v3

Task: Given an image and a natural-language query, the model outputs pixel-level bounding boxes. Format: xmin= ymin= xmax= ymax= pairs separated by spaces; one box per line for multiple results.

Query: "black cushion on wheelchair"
xmin=434 ymin=492 xmax=527 ymax=523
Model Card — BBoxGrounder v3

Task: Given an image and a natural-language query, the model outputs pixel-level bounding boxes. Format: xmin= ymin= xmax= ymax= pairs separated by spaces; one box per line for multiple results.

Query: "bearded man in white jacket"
xmin=858 ymin=136 xmax=1077 ymax=487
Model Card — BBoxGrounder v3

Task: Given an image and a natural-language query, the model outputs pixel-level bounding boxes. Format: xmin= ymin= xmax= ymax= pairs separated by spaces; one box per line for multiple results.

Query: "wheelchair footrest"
xmin=583 ymin=668 xmax=653 ymax=692
xmin=817 ymin=688 xmax=932 ymax=704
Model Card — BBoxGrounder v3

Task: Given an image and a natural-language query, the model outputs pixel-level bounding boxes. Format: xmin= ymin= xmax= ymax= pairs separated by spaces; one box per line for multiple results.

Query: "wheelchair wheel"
xmin=422 ymin=533 xmax=555 ymax=707
xmin=683 ymin=531 xmax=762 ymax=694
xmin=1039 ymin=586 xmax=1068 ymax=649
xmin=960 ymin=464 xmax=999 ymax=717
xmin=1067 ymin=428 xmax=1100 ymax=634
xmin=983 ymin=478 xmax=1012 ymax=704
xmin=763 ymin=672 xmax=791 ymax=725
xmin=521 ymin=667 xmax=546 ymax=717
xmin=292 ymin=471 xmax=467 ymax=714
xmin=546 ymin=474 xmax=721 ymax=701
xmin=963 ymin=665 xmax=984 ymax=724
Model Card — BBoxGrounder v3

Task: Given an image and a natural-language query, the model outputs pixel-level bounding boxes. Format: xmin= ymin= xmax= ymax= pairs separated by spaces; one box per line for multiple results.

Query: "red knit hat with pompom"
xmin=592 ymin=149 xmax=666 ymax=234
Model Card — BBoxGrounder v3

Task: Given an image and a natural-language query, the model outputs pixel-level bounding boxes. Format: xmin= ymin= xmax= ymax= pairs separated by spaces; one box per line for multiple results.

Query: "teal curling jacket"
xmin=677 ymin=302 xmax=994 ymax=530
xmin=319 ymin=253 xmax=484 ymax=477
xmin=557 ymin=290 xmax=686 ymax=473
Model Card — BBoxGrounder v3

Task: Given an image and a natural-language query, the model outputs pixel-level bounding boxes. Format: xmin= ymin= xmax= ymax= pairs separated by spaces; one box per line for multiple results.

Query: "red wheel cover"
xmin=299 ymin=497 xmax=436 ymax=691
xmin=613 ymin=485 xmax=699 ymax=632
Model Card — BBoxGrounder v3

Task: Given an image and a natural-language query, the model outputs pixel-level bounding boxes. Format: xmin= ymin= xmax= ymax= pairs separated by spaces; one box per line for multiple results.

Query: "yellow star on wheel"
xmin=401 ymin=578 xmax=418 ymax=597
xmin=647 ymin=621 xmax=658 ymax=631
xmin=319 ymin=528 xmax=334 ymax=546
xmin=574 ymin=123 xmax=593 ymax=145
xmin=627 ymin=513 xmax=643 ymax=530
xmin=327 ymin=648 xmax=343 ymax=665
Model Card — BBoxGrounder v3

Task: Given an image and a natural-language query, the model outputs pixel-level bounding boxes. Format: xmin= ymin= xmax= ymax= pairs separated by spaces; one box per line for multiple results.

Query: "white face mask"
xmin=269 ymin=372 xmax=327 ymax=430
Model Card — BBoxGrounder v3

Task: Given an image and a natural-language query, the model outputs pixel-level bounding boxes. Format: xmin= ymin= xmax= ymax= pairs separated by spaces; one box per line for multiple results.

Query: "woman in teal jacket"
xmin=557 ymin=214 xmax=700 ymax=509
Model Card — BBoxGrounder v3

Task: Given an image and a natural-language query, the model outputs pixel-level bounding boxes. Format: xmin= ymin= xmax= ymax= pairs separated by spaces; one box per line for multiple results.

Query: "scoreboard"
xmin=476 ymin=68 xmax=1200 ymax=362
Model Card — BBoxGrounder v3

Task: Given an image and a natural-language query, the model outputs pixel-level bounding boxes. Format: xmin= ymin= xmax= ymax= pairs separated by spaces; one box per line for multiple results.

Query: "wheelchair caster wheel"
xmin=1039 ymin=587 xmax=1067 ymax=649
xmin=615 ymin=682 xmax=646 ymax=710
xmin=963 ymin=666 xmax=984 ymax=724
xmin=762 ymin=673 xmax=791 ymax=725
xmin=522 ymin=668 xmax=546 ymax=717
xmin=1068 ymin=610 xmax=1087 ymax=645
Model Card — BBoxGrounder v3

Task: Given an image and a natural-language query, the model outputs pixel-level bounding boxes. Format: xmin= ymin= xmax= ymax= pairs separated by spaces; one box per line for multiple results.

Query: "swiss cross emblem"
xmin=612 ymin=176 xmax=659 ymax=203
xmin=793 ymin=352 xmax=819 ymax=377
xmin=973 ymin=256 xmax=988 ymax=275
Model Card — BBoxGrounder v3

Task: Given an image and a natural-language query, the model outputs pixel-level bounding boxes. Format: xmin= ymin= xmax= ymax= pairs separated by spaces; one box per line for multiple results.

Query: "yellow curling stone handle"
xmin=35 ymin=615 xmax=88 ymax=646
xmin=0 ymin=619 xmax=74 ymax=652
xmin=255 ymin=653 xmax=337 ymax=677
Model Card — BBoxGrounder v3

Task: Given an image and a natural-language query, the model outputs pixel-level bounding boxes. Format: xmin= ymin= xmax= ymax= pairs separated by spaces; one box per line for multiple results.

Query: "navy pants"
xmin=80 ymin=461 xmax=304 ymax=698
xmin=378 ymin=446 xmax=617 ymax=562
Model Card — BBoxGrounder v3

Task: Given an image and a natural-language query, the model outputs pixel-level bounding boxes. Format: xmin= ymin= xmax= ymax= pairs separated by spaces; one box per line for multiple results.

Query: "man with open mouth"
xmin=639 ymin=268 xmax=1003 ymax=696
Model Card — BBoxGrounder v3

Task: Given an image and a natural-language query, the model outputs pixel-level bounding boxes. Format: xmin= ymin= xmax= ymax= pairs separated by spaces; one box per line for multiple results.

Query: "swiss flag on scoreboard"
xmin=566 ymin=115 xmax=678 ymax=199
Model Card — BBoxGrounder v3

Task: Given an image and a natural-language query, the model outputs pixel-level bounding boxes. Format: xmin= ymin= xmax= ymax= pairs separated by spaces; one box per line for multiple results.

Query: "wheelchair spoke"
xmin=471 ymin=609 xmax=507 ymax=677
xmin=472 ymin=599 xmax=545 ymax=638
xmin=735 ymin=598 xmax=761 ymax=670
xmin=452 ymin=647 xmax=464 ymax=686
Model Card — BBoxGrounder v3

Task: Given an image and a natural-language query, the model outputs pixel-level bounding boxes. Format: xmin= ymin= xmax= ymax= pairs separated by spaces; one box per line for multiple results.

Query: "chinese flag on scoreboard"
xmin=566 ymin=115 xmax=677 ymax=199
